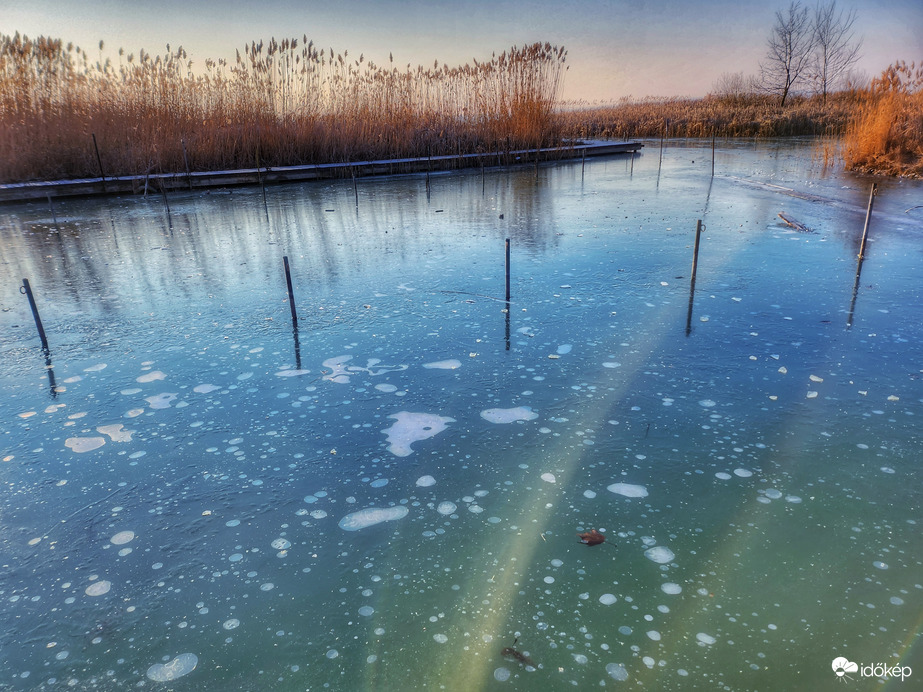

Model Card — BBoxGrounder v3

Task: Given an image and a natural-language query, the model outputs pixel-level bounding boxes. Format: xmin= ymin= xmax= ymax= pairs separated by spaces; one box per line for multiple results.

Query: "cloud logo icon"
xmin=832 ymin=657 xmax=859 ymax=678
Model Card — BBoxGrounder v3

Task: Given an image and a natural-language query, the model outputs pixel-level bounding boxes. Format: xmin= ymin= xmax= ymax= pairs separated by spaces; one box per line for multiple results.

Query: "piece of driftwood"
xmin=778 ymin=212 xmax=810 ymax=232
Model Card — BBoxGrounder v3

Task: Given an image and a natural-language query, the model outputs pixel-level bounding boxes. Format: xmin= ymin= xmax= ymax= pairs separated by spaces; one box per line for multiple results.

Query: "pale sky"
xmin=2 ymin=0 xmax=920 ymax=101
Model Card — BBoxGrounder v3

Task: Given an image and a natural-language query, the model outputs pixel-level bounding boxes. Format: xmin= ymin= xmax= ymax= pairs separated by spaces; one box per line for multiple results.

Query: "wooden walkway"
xmin=0 ymin=140 xmax=642 ymax=203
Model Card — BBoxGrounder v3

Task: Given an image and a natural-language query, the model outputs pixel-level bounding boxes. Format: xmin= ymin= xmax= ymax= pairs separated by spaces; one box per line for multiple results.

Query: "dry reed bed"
xmin=0 ymin=32 xmax=567 ymax=183
xmin=557 ymin=92 xmax=861 ymax=140
xmin=843 ymin=61 xmax=923 ymax=178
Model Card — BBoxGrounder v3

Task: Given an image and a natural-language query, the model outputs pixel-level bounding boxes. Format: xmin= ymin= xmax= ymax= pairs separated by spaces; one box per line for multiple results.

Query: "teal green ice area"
xmin=1 ymin=140 xmax=921 ymax=690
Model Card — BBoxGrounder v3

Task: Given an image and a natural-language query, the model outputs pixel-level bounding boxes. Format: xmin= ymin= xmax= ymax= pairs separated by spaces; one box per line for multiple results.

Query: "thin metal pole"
xmin=182 ymin=138 xmax=192 ymax=191
xmin=47 ymin=194 xmax=60 ymax=232
xmin=505 ymin=238 xmax=511 ymax=303
xmin=858 ymin=183 xmax=877 ymax=259
xmin=283 ymin=256 xmax=298 ymax=326
xmin=690 ymin=220 xmax=703 ymax=283
xmin=351 ymin=165 xmax=359 ymax=207
xmin=159 ymin=180 xmax=171 ymax=217
xmin=91 ymin=133 xmax=107 ymax=192
xmin=711 ymin=131 xmax=716 ymax=177
xmin=20 ymin=279 xmax=49 ymax=351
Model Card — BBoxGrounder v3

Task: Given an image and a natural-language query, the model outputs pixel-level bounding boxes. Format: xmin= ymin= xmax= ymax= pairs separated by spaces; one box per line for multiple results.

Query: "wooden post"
xmin=858 ymin=183 xmax=877 ymax=259
xmin=690 ymin=220 xmax=703 ymax=284
xmin=505 ymin=238 xmax=511 ymax=303
xmin=92 ymin=133 xmax=107 ymax=192
xmin=20 ymin=279 xmax=49 ymax=351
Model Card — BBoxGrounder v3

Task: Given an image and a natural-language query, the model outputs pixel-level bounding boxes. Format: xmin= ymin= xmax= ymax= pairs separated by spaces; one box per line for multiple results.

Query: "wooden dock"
xmin=0 ymin=140 xmax=642 ymax=203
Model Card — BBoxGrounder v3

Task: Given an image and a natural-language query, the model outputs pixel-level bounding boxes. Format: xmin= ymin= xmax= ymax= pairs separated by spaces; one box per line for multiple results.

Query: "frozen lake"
xmin=1 ymin=139 xmax=921 ymax=690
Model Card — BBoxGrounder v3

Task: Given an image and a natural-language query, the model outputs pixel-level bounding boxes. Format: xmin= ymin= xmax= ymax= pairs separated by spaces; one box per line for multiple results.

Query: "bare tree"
xmin=761 ymin=1 xmax=816 ymax=106
xmin=812 ymin=1 xmax=863 ymax=102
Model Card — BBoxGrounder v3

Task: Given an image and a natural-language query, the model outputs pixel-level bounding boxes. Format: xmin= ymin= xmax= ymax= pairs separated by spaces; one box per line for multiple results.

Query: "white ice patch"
xmin=603 ymin=362 xmax=621 ymax=368
xmin=375 ymin=384 xmax=398 ymax=393
xmin=323 ymin=355 xmax=354 ymax=383
xmin=607 ymin=483 xmax=648 ymax=498
xmin=97 ymin=424 xmax=133 ymax=442
xmin=275 ymin=369 xmax=311 ymax=377
xmin=599 ymin=593 xmax=617 ymax=605
xmin=699 ymin=399 xmax=716 ymax=408
xmin=696 ymin=633 xmax=716 ymax=645
xmin=606 ymin=663 xmax=629 ymax=681
xmin=324 ymin=355 xmax=407 ymax=383
xmin=733 ymin=468 xmax=753 ymax=477
xmin=661 ymin=583 xmax=682 ymax=594
xmin=556 ymin=344 xmax=572 ymax=355
xmin=338 ymin=506 xmax=409 ymax=531
xmin=480 ymin=406 xmax=538 ymax=424
xmin=65 ymin=437 xmax=106 ymax=453
xmin=644 ymin=546 xmax=675 ymax=564
xmin=110 ymin=531 xmax=135 ymax=545
xmin=541 ymin=473 xmax=556 ymax=484
xmin=146 ymin=393 xmax=178 ymax=409
xmin=437 ymin=502 xmax=457 ymax=515
xmin=382 ymin=412 xmax=455 ymax=456
xmin=423 ymin=359 xmax=461 ymax=370
xmin=85 ymin=580 xmax=111 ymax=596
xmin=146 ymin=653 xmax=198 ymax=682
xmin=416 ymin=475 xmax=436 ymax=487
xmin=193 ymin=384 xmax=220 ymax=394
xmin=136 ymin=370 xmax=166 ymax=383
